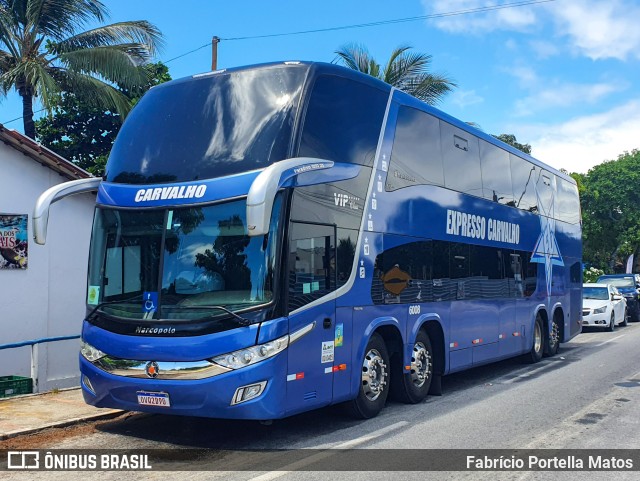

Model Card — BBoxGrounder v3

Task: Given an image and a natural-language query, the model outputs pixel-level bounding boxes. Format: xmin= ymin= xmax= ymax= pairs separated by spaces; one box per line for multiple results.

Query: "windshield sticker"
xmin=303 ymin=283 xmax=311 ymax=294
xmin=87 ymin=286 xmax=100 ymax=305
xmin=321 ymin=341 xmax=335 ymax=363
xmin=335 ymin=323 xmax=344 ymax=347
xmin=142 ymin=292 xmax=158 ymax=312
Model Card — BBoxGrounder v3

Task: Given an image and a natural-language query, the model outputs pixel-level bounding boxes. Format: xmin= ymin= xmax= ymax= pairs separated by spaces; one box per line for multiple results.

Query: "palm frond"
xmin=2 ymin=58 xmax=60 ymax=107
xmin=58 ymin=45 xmax=147 ymax=88
xmin=55 ymin=21 xmax=163 ymax=58
xmin=0 ymin=4 xmax=21 ymax=57
xmin=404 ymin=72 xmax=457 ymax=105
xmin=51 ymin=66 xmax=132 ymax=116
xmin=334 ymin=43 xmax=377 ymax=76
xmin=26 ymin=0 xmax=107 ymax=40
xmin=337 ymin=43 xmax=457 ymax=105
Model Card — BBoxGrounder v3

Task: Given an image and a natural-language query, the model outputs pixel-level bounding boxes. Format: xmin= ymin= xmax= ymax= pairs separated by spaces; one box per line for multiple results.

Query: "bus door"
xmin=285 ymin=222 xmax=336 ymax=414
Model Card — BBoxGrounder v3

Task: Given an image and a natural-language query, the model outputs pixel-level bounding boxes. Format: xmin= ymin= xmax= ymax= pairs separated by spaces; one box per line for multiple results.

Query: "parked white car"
xmin=582 ymin=283 xmax=627 ymax=331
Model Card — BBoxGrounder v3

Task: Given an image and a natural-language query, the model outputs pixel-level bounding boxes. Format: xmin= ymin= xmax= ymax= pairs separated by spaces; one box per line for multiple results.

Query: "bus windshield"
xmin=87 ymin=197 xmax=281 ymax=322
xmin=105 ymin=65 xmax=307 ymax=184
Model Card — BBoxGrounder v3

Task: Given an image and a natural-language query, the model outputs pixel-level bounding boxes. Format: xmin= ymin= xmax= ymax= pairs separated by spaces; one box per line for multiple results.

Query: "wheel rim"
xmin=550 ymin=320 xmax=559 ymax=348
xmin=534 ymin=321 xmax=542 ymax=353
xmin=361 ymin=348 xmax=387 ymax=401
xmin=410 ymin=342 xmax=432 ymax=388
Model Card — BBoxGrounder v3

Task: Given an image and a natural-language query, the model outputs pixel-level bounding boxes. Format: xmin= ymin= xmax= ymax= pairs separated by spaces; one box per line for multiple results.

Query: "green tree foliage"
xmin=35 ymin=62 xmax=170 ymax=175
xmin=0 ymin=0 xmax=163 ymax=138
xmin=492 ymin=134 xmax=532 ymax=154
xmin=334 ymin=43 xmax=456 ymax=104
xmin=577 ymin=149 xmax=640 ymax=272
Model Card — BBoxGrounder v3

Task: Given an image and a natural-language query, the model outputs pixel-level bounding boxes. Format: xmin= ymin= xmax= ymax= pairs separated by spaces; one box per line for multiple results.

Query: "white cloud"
xmin=423 ymin=0 xmax=538 ymax=34
xmin=515 ymin=100 xmax=640 ymax=173
xmin=548 ymin=0 xmax=640 ymax=61
xmin=529 ymin=40 xmax=559 ymax=59
xmin=423 ymin=0 xmax=640 ymax=61
xmin=514 ymin=82 xmax=623 ymax=117
xmin=451 ymin=89 xmax=484 ymax=108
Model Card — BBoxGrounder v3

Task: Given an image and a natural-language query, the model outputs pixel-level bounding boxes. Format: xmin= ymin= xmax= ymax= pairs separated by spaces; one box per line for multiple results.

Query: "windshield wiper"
xmin=172 ymin=305 xmax=253 ymax=327
xmin=85 ymin=294 xmax=146 ymax=322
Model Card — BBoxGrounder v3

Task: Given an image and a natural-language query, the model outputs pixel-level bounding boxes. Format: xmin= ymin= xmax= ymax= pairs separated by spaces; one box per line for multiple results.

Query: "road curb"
xmin=0 ymin=410 xmax=125 ymax=441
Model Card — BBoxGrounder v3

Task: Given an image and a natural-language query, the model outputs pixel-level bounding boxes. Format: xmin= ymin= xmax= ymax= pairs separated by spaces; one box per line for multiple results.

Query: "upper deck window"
xmin=298 ymin=74 xmax=388 ymax=166
xmin=105 ymin=66 xmax=307 ymax=184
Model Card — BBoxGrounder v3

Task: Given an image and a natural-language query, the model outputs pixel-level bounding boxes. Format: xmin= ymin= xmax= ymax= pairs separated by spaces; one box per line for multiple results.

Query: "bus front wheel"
xmin=348 ymin=333 xmax=390 ymax=419
xmin=528 ymin=315 xmax=545 ymax=363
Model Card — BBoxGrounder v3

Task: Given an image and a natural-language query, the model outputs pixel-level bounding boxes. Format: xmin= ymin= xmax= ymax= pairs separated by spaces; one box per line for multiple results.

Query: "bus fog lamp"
xmin=80 ymin=341 xmax=106 ymax=362
xmin=231 ymin=381 xmax=268 ymax=405
xmin=212 ymin=334 xmax=289 ymax=370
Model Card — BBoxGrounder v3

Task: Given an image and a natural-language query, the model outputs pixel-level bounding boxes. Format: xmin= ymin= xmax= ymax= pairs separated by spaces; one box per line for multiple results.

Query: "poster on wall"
xmin=0 ymin=214 xmax=28 ymax=269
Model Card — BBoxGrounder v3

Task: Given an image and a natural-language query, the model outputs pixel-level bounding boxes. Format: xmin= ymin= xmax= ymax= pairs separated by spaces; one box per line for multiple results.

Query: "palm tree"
xmin=0 ymin=0 xmax=163 ymax=138
xmin=334 ymin=43 xmax=456 ymax=105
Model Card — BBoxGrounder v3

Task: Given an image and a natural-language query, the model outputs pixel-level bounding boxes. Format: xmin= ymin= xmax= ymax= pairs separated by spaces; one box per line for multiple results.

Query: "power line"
xmin=1 ymin=0 xmax=556 ymax=126
xmin=221 ymin=0 xmax=557 ymax=41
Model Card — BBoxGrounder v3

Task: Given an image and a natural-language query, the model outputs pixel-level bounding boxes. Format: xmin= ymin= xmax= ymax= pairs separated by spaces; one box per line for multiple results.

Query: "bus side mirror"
xmin=246 ymin=157 xmax=334 ymax=237
xmin=33 ymin=177 xmax=101 ymax=245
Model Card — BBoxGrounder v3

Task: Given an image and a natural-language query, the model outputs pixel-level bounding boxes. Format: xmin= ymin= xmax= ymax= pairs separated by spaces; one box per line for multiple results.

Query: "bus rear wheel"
xmin=393 ymin=330 xmax=433 ymax=404
xmin=544 ymin=315 xmax=560 ymax=357
xmin=348 ymin=333 xmax=390 ymax=419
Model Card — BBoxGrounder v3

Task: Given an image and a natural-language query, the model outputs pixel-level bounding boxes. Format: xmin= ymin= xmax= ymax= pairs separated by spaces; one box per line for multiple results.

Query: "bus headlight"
xmin=80 ymin=341 xmax=107 ymax=362
xmin=212 ymin=334 xmax=289 ymax=370
xmin=593 ymin=306 xmax=607 ymax=314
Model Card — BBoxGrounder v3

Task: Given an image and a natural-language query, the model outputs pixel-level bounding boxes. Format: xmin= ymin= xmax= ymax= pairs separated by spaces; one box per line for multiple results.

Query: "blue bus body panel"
xmin=82 ymin=321 xmax=259 ymax=361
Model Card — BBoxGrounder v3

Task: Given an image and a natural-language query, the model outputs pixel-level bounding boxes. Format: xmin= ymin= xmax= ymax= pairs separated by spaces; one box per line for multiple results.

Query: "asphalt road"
xmin=6 ymin=322 xmax=640 ymax=480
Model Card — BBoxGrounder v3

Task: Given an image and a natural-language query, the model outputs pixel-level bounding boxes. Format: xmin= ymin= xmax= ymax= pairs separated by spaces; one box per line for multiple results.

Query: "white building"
xmin=0 ymin=125 xmax=95 ymax=393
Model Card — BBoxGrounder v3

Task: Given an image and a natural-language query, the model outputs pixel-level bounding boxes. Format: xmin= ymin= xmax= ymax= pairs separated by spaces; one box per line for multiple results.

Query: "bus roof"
xmin=156 ymin=60 xmax=575 ymax=185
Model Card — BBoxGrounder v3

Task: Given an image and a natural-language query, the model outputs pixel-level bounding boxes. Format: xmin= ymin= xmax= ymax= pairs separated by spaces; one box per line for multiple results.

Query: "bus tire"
xmin=528 ymin=315 xmax=544 ymax=363
xmin=348 ymin=333 xmax=390 ymax=419
xmin=544 ymin=314 xmax=561 ymax=357
xmin=393 ymin=330 xmax=433 ymax=404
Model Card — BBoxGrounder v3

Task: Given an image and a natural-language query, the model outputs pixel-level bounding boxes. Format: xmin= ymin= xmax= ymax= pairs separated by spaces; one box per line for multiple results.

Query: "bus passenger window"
xmin=441 ymin=121 xmax=482 ymax=197
xmin=387 ymin=106 xmax=444 ymax=191
xmin=480 ymin=140 xmax=514 ymax=206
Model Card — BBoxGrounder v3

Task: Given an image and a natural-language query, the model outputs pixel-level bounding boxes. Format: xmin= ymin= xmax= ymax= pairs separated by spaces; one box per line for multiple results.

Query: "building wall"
xmin=0 ymin=142 xmax=94 ymax=392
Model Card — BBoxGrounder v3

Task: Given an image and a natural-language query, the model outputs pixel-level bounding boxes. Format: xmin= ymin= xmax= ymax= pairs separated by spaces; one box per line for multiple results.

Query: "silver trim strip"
xmin=289 ymin=321 xmax=316 ymax=344
xmin=94 ymin=358 xmax=231 ymax=380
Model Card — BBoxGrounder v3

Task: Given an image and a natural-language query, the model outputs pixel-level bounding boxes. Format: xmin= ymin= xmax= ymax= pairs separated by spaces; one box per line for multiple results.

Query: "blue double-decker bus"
xmin=34 ymin=61 xmax=582 ymax=420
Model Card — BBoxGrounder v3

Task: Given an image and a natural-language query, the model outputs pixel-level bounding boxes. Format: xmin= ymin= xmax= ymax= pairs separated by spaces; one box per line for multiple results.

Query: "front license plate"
xmin=137 ymin=391 xmax=171 ymax=407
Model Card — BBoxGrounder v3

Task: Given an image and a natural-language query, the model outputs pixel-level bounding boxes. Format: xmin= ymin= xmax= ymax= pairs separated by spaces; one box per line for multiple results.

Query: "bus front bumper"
xmin=79 ymin=353 xmax=288 ymax=420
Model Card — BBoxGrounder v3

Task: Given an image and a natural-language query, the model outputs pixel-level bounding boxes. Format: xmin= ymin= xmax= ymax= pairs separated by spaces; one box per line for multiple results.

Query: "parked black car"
xmin=597 ymin=274 xmax=640 ymax=322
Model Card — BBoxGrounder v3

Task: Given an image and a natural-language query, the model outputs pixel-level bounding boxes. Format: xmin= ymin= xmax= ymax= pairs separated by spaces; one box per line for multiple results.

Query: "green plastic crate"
xmin=0 ymin=375 xmax=33 ymax=398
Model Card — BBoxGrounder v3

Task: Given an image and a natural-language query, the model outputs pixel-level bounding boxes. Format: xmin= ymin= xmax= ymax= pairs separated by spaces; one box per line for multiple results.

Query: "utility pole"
xmin=211 ymin=36 xmax=220 ymax=71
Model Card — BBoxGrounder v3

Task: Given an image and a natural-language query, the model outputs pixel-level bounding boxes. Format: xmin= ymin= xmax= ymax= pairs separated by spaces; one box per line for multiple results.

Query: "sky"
xmin=1 ymin=0 xmax=639 ymax=174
